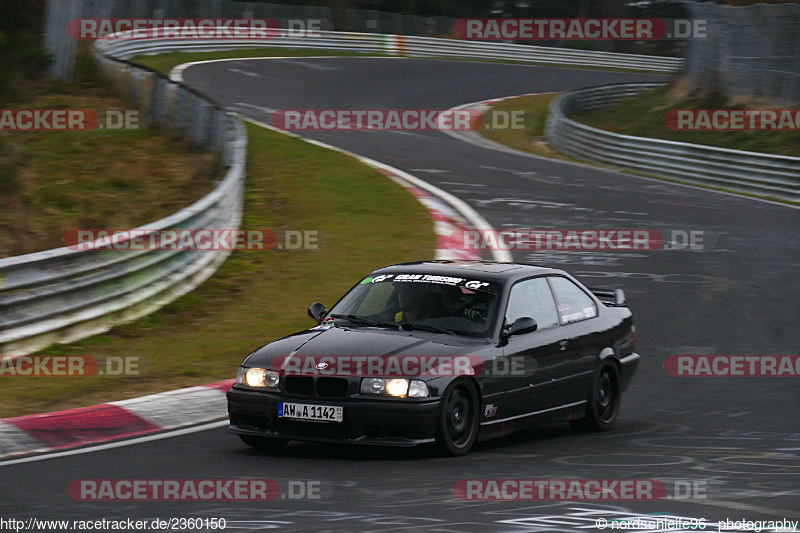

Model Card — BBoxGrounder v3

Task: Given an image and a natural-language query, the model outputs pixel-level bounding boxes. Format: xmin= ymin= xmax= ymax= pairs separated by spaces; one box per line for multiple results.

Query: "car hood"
xmin=244 ymin=325 xmax=481 ymax=369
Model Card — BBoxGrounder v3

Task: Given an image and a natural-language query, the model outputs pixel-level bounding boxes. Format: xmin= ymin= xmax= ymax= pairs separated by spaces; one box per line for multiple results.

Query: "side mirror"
xmin=307 ymin=302 xmax=328 ymax=324
xmin=504 ymin=316 xmax=538 ymax=337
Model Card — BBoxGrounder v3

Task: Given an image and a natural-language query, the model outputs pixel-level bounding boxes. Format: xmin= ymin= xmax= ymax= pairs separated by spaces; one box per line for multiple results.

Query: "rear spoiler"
xmin=588 ymin=288 xmax=627 ymax=307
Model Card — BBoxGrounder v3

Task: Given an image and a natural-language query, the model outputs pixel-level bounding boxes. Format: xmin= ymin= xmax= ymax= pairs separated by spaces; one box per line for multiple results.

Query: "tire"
xmin=435 ymin=380 xmax=480 ymax=456
xmin=239 ymin=435 xmax=289 ymax=451
xmin=570 ymin=362 xmax=621 ymax=432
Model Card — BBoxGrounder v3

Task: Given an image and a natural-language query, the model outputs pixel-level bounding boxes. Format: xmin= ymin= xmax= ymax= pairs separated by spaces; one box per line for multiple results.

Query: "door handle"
xmin=559 ymin=339 xmax=568 ymax=351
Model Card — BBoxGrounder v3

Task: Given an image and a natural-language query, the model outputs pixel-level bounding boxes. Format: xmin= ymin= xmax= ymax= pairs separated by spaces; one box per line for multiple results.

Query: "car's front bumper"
xmin=227 ymin=387 xmax=441 ymax=447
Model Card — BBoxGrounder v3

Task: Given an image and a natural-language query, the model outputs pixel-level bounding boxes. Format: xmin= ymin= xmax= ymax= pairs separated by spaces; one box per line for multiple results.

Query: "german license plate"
xmin=278 ymin=402 xmax=343 ymax=422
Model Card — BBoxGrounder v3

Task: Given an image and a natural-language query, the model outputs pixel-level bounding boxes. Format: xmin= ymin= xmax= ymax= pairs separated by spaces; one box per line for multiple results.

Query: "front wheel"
xmin=570 ymin=363 xmax=620 ymax=432
xmin=239 ymin=435 xmax=289 ymax=451
xmin=435 ymin=380 xmax=479 ymax=456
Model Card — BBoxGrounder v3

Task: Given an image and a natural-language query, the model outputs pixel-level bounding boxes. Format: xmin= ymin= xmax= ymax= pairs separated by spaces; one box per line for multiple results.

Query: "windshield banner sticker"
xmin=362 ymin=273 xmax=498 ymax=293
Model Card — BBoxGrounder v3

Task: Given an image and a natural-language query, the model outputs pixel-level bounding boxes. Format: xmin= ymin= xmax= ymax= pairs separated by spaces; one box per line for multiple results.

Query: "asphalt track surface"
xmin=2 ymin=59 xmax=798 ymax=532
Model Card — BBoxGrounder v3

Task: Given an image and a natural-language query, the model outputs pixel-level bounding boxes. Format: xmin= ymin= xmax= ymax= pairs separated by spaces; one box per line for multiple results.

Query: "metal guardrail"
xmin=545 ymin=83 xmax=800 ymax=203
xmin=0 ymin=41 xmax=248 ymax=356
xmin=95 ymin=30 xmax=682 ymax=73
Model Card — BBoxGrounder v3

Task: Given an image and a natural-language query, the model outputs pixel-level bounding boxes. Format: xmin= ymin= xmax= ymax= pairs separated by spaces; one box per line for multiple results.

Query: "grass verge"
xmin=570 ymin=84 xmax=800 ymax=157
xmin=0 ymin=89 xmax=218 ymax=257
xmin=477 ymin=93 xmax=573 ymax=161
xmin=425 ymin=56 xmax=676 ymax=75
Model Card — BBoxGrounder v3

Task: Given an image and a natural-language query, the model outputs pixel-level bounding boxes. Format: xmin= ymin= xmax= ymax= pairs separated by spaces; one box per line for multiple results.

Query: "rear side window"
xmin=548 ymin=276 xmax=597 ymax=324
xmin=505 ymin=277 xmax=560 ymax=330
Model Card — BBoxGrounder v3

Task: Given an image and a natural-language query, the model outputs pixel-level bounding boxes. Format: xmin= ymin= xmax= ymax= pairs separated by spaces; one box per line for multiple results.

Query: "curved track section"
xmin=3 ymin=58 xmax=797 ymax=531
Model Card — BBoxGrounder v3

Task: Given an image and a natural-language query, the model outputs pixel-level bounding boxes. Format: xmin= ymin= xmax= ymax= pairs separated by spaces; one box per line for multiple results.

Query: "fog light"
xmin=361 ymin=377 xmax=386 ymax=395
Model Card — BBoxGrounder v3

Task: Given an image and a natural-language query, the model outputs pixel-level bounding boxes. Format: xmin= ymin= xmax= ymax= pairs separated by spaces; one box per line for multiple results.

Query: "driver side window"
xmin=505 ymin=278 xmax=560 ymax=330
xmin=356 ymin=282 xmax=395 ymax=316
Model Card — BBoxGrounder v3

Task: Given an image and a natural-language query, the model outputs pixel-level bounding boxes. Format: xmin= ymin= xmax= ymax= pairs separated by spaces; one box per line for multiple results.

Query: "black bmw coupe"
xmin=227 ymin=260 xmax=639 ymax=456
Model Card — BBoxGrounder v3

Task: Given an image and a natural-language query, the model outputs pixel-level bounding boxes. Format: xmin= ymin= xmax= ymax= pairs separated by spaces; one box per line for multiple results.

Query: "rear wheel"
xmin=570 ymin=363 xmax=620 ymax=432
xmin=435 ymin=380 xmax=479 ymax=456
xmin=239 ymin=435 xmax=289 ymax=451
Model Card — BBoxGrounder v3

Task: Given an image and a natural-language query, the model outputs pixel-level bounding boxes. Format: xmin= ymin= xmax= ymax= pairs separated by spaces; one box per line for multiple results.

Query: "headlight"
xmin=385 ymin=378 xmax=409 ymax=397
xmin=360 ymin=378 xmax=429 ymax=398
xmin=237 ymin=367 xmax=279 ymax=389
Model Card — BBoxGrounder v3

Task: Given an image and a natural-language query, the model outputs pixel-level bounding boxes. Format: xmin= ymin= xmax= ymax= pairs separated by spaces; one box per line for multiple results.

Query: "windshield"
xmin=327 ymin=273 xmax=502 ymax=338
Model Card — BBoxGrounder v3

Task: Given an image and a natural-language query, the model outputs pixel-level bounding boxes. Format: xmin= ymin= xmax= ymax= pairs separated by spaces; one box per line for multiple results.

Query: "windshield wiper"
xmin=329 ymin=314 xmax=399 ymax=329
xmin=400 ymin=322 xmax=456 ymax=335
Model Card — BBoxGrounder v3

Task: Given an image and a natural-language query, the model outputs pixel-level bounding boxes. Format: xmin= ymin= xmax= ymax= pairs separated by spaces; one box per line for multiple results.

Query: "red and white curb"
xmin=408 ymin=186 xmax=479 ymax=261
xmin=0 ymin=380 xmax=233 ymax=460
xmin=370 ymin=166 xmax=481 ymax=261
